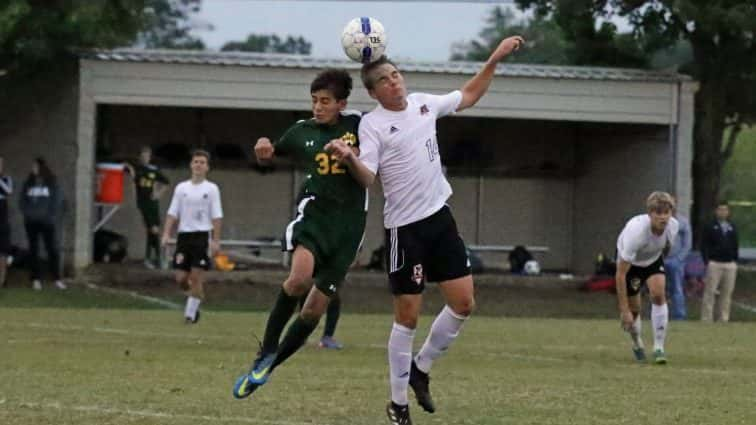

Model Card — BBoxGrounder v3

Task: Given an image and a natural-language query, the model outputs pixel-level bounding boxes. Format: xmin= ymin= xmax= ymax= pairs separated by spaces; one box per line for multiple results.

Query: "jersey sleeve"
xmin=357 ymin=118 xmax=381 ymax=175
xmin=429 ymin=90 xmax=462 ymax=118
xmin=156 ymin=169 xmax=170 ymax=184
xmin=166 ymin=185 xmax=181 ymax=218
xmin=210 ymin=184 xmax=223 ymax=219
xmin=0 ymin=176 xmax=12 ymax=196
xmin=274 ymin=122 xmax=302 ymax=156
xmin=617 ymin=221 xmax=642 ymax=263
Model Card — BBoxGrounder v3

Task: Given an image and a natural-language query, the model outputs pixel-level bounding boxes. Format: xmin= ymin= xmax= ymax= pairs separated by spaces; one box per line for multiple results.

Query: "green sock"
xmin=323 ymin=295 xmax=341 ymax=338
xmin=261 ymin=288 xmax=299 ymax=354
xmin=271 ymin=316 xmax=318 ymax=371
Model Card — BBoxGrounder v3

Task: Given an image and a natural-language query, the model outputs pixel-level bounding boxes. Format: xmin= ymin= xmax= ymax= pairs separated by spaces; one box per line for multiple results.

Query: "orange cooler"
xmin=96 ymin=163 xmax=125 ymax=204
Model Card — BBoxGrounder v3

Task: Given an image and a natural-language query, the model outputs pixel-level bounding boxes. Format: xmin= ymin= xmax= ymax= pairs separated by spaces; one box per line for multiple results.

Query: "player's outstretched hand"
xmin=324 ymin=138 xmax=354 ymax=163
xmin=489 ymin=36 xmax=524 ymax=63
xmin=254 ymin=137 xmax=275 ymax=162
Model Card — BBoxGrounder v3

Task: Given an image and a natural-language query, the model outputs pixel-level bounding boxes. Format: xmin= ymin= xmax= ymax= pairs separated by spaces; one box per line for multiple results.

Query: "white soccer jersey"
xmin=167 ymin=179 xmax=223 ymax=233
xmin=617 ymin=214 xmax=679 ymax=267
xmin=359 ymin=90 xmax=462 ymax=228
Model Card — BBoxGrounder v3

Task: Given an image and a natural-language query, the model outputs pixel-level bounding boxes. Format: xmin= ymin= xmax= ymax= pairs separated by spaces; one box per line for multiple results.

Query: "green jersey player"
xmin=233 ymin=69 xmax=367 ymax=399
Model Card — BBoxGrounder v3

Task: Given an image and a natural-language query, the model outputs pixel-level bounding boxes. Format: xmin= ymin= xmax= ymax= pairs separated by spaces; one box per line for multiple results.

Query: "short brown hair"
xmin=191 ymin=149 xmax=211 ymax=162
xmin=646 ymin=191 xmax=675 ymax=212
xmin=360 ymin=55 xmax=397 ymax=90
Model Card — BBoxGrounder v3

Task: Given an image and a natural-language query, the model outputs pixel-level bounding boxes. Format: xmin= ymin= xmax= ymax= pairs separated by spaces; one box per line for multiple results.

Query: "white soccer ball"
xmin=524 ymin=260 xmax=541 ymax=276
xmin=340 ymin=17 xmax=387 ymax=63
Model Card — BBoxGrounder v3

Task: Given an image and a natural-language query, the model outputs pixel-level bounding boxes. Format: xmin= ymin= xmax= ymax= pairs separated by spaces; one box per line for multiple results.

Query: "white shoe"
xmin=55 ymin=280 xmax=67 ymax=290
xmin=143 ymin=260 xmax=156 ymax=270
xmin=32 ymin=280 xmax=42 ymax=291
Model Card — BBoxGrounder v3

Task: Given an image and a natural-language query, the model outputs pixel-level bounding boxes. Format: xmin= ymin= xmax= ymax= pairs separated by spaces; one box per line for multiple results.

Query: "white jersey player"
xmin=615 ymin=191 xmax=678 ymax=364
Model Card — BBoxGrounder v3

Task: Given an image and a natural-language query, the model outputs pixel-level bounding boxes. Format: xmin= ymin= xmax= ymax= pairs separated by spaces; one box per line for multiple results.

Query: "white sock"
xmin=184 ymin=296 xmax=201 ymax=320
xmin=627 ymin=314 xmax=644 ymax=349
xmin=415 ymin=305 xmax=467 ymax=374
xmin=651 ymin=303 xmax=668 ymax=351
xmin=388 ymin=322 xmax=415 ymax=406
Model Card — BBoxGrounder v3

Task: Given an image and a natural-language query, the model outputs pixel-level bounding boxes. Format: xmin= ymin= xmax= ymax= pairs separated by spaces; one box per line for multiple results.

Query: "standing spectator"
xmin=125 ymin=146 xmax=170 ymax=269
xmin=701 ymin=201 xmax=739 ymax=322
xmin=665 ymin=207 xmax=692 ymax=320
xmin=19 ymin=157 xmax=65 ymax=290
xmin=0 ymin=156 xmax=12 ymax=287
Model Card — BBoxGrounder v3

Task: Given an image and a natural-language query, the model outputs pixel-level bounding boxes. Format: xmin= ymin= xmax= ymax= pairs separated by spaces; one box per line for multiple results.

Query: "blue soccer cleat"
xmin=318 ymin=336 xmax=344 ymax=350
xmin=232 ymin=351 xmax=277 ymax=399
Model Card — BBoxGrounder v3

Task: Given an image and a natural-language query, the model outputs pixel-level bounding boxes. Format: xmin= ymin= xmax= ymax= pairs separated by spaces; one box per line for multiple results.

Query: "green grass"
xmin=2 ymin=304 xmax=756 ymax=424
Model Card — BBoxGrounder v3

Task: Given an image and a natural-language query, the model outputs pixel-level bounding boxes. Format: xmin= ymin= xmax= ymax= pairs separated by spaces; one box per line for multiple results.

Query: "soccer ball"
xmin=524 ymin=260 xmax=541 ymax=276
xmin=341 ymin=17 xmax=387 ymax=63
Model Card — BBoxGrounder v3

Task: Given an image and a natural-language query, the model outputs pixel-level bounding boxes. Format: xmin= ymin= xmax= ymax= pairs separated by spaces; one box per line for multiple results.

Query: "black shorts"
xmin=385 ymin=205 xmax=471 ymax=295
xmin=173 ymin=231 xmax=210 ymax=271
xmin=625 ymin=256 xmax=665 ymax=296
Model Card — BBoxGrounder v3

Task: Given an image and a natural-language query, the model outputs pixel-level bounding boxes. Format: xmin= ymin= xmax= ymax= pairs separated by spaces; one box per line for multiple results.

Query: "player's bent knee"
xmin=451 ymin=299 xmax=475 ymax=317
xmin=283 ymin=278 xmax=311 ymax=296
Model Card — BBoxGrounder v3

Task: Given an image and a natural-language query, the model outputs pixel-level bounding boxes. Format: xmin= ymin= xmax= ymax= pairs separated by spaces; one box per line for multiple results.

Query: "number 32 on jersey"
xmin=315 ymin=153 xmax=346 ymax=175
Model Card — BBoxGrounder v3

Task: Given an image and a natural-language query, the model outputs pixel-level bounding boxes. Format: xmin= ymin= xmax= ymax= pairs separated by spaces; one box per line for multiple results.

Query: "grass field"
xmin=2 ymin=283 xmax=756 ymax=425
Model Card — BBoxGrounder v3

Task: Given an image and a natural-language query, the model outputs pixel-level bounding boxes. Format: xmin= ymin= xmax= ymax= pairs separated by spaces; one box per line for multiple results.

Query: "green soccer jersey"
xmin=276 ymin=112 xmax=366 ymax=211
xmin=133 ymin=164 xmax=169 ymax=205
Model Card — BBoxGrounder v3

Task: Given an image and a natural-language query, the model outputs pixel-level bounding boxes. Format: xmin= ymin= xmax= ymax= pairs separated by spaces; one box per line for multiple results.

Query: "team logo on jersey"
xmin=175 ymin=253 xmax=185 ymax=265
xmin=203 ymin=193 xmax=208 ymax=199
xmin=305 ymin=140 xmax=315 ymax=147
xmin=389 ymin=126 xmax=400 ymax=134
xmin=630 ymin=277 xmax=641 ymax=292
xmin=341 ymin=132 xmax=357 ymax=146
xmin=412 ymin=264 xmax=424 ymax=284
xmin=420 ymin=104 xmax=429 ymax=115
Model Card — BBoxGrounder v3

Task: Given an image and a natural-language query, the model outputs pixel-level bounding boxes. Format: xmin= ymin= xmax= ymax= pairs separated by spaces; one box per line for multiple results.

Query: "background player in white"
xmin=326 ymin=35 xmax=524 ymax=425
xmin=615 ymin=191 xmax=679 ymax=364
xmin=161 ymin=150 xmax=223 ymax=323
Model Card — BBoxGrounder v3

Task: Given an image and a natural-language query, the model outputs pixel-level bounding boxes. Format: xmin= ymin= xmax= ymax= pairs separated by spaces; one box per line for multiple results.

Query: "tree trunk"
xmin=691 ymin=80 xmax=727 ymax=247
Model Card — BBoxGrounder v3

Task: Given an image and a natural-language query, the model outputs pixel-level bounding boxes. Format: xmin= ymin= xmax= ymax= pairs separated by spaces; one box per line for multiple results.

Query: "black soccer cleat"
xmin=386 ymin=401 xmax=412 ymax=425
xmin=408 ymin=360 xmax=435 ymax=413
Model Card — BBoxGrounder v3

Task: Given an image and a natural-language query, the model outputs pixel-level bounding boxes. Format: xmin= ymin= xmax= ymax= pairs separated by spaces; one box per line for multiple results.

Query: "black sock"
xmin=148 ymin=233 xmax=160 ymax=263
xmin=261 ymin=288 xmax=299 ymax=354
xmin=271 ymin=316 xmax=318 ymax=371
xmin=323 ymin=295 xmax=341 ymax=338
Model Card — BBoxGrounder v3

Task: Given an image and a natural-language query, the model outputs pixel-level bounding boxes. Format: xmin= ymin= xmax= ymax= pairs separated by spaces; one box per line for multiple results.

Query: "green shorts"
xmin=284 ymin=195 xmax=366 ymax=297
xmin=138 ymin=201 xmax=161 ymax=229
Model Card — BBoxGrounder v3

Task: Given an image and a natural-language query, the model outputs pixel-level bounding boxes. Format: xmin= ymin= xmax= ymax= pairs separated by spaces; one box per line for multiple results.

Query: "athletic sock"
xmin=261 ymin=288 xmax=300 ymax=354
xmin=651 ymin=303 xmax=669 ymax=351
xmin=628 ymin=313 xmax=644 ymax=349
xmin=323 ymin=295 xmax=341 ymax=338
xmin=389 ymin=322 xmax=415 ymax=406
xmin=184 ymin=296 xmax=201 ymax=320
xmin=415 ymin=305 xmax=467 ymax=373
xmin=270 ymin=316 xmax=318 ymax=371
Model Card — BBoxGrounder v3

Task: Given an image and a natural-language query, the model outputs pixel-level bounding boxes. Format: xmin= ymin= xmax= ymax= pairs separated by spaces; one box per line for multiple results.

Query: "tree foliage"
xmin=514 ymin=0 xmax=756 ymax=241
xmin=221 ymin=34 xmax=312 ymax=55
xmin=0 ymin=0 xmax=204 ymax=77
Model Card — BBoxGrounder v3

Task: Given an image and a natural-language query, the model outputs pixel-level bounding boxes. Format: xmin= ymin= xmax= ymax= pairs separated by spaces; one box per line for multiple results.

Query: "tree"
xmin=221 ymin=34 xmax=312 ymax=55
xmin=517 ymin=0 xmax=756 ymax=243
xmin=451 ymin=6 xmax=573 ymax=64
xmin=0 ymin=0 xmax=204 ymax=77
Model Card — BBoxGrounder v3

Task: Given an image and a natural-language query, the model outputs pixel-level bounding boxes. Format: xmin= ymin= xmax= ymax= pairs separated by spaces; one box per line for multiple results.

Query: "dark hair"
xmin=140 ymin=145 xmax=152 ymax=154
xmin=191 ymin=149 xmax=211 ymax=162
xmin=360 ymin=56 xmax=397 ymax=90
xmin=716 ymin=200 xmax=729 ymax=208
xmin=310 ymin=69 xmax=352 ymax=100
xmin=28 ymin=156 xmax=55 ymax=186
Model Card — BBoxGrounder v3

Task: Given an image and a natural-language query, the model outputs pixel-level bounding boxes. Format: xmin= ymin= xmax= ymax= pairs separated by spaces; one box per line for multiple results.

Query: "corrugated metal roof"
xmin=82 ymin=48 xmax=690 ymax=82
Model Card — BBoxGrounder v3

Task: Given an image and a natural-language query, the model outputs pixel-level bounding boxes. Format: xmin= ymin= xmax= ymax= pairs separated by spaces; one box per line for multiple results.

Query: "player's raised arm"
xmin=458 ymin=35 xmax=524 ymax=112
xmin=254 ymin=137 xmax=275 ymax=165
